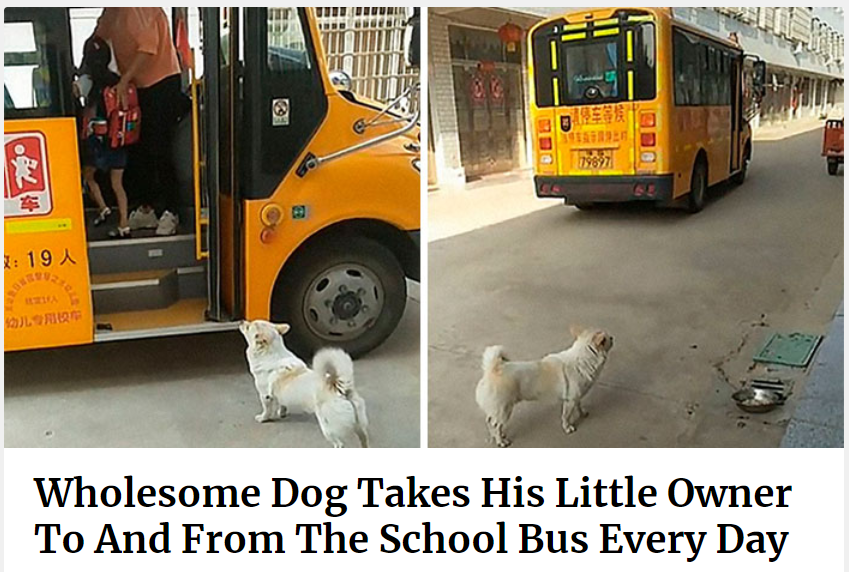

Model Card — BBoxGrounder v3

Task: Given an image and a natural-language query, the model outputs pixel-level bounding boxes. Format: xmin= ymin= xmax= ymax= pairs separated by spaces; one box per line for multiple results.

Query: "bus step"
xmin=91 ymin=269 xmax=179 ymax=314
xmin=88 ymin=234 xmax=197 ymax=274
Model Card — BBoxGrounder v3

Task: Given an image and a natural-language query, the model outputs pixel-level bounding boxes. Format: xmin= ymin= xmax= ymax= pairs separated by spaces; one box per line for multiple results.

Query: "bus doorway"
xmin=5 ymin=7 xmax=421 ymax=356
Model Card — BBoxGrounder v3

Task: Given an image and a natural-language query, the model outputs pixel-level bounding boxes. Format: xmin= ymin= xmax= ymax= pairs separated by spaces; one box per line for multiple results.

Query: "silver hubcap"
xmin=302 ymin=263 xmax=384 ymax=341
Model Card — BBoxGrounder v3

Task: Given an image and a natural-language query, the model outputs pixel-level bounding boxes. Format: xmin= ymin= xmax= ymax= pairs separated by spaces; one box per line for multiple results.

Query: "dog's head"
xmin=239 ymin=320 xmax=291 ymax=353
xmin=570 ymin=325 xmax=614 ymax=354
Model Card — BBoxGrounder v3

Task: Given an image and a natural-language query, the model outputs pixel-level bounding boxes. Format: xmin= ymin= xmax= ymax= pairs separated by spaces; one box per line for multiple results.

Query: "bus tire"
xmin=574 ymin=203 xmax=597 ymax=210
xmin=272 ymin=236 xmax=407 ymax=359
xmin=827 ymin=159 xmax=838 ymax=176
xmin=687 ymin=158 xmax=708 ymax=213
xmin=731 ymin=143 xmax=750 ymax=185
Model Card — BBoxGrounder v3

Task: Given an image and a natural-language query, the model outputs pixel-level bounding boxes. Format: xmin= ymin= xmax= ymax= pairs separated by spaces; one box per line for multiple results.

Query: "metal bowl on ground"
xmin=732 ymin=387 xmax=783 ymax=414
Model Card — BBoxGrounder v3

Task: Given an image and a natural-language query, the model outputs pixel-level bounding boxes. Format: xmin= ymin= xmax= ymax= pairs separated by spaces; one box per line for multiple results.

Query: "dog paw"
xmin=563 ymin=424 xmax=576 ymax=434
xmin=496 ymin=438 xmax=512 ymax=448
xmin=255 ymin=414 xmax=271 ymax=423
xmin=278 ymin=406 xmax=288 ymax=418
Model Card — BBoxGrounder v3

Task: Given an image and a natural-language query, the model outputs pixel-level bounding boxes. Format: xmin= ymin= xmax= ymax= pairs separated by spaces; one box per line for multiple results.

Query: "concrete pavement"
xmin=428 ymin=128 xmax=843 ymax=448
xmin=4 ymin=291 xmax=420 ymax=448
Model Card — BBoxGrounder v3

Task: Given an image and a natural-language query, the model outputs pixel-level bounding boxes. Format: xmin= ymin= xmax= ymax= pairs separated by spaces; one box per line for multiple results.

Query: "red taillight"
xmin=539 ymin=137 xmax=552 ymax=150
xmin=552 ymin=184 xmax=562 ymax=195
xmin=634 ymin=184 xmax=645 ymax=197
xmin=646 ymin=184 xmax=656 ymax=198
xmin=641 ymin=133 xmax=656 ymax=147
xmin=640 ymin=112 xmax=656 ymax=128
xmin=540 ymin=183 xmax=551 ymax=195
xmin=538 ymin=119 xmax=552 ymax=133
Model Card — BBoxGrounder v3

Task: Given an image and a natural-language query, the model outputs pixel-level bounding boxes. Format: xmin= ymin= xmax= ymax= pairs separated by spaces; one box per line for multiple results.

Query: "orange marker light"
xmin=538 ymin=119 xmax=552 ymax=133
xmin=260 ymin=228 xmax=276 ymax=244
xmin=640 ymin=112 xmax=656 ymax=128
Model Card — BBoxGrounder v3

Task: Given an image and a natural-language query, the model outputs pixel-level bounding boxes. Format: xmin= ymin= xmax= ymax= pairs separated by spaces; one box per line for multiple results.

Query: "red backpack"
xmin=102 ymin=84 xmax=142 ymax=149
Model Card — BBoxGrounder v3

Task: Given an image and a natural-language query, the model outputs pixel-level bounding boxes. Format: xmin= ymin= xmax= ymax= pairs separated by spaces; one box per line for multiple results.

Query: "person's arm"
xmin=115 ymin=8 xmax=160 ymax=108
xmin=116 ymin=52 xmax=153 ymax=108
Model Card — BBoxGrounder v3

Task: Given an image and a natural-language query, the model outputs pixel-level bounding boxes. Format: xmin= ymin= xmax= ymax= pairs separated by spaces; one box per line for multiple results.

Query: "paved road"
xmin=428 ymin=129 xmax=843 ymax=448
xmin=5 ymin=290 xmax=420 ymax=448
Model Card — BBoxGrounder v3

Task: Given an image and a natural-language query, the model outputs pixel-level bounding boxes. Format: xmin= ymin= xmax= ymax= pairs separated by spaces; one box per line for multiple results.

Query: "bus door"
xmin=4 ymin=8 xmax=95 ymax=351
xmin=729 ymin=54 xmax=741 ymax=173
xmin=201 ymin=7 xmax=242 ymax=321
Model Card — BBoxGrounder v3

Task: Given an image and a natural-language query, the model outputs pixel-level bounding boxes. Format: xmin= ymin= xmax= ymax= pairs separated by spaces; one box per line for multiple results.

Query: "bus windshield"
xmin=533 ymin=18 xmax=656 ymax=107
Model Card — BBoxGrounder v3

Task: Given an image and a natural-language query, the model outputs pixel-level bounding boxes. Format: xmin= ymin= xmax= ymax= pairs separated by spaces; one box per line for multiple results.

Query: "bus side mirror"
xmin=329 ymin=70 xmax=353 ymax=92
xmin=405 ymin=8 xmax=420 ymax=69
xmin=753 ymin=61 xmax=767 ymax=100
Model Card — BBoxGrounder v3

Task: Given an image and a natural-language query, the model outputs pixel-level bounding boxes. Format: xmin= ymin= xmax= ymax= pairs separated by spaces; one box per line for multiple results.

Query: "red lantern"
xmin=498 ymin=22 xmax=524 ymax=53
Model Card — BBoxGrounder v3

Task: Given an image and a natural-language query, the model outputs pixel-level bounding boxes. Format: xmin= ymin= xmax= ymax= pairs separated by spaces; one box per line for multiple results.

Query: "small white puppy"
xmin=239 ymin=320 xmax=316 ymax=423
xmin=475 ymin=327 xmax=613 ymax=447
xmin=313 ymin=348 xmax=369 ymax=448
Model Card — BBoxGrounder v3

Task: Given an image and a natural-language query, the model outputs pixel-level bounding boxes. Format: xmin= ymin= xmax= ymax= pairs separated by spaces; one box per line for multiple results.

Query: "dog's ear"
xmin=592 ymin=331 xmax=607 ymax=351
xmin=274 ymin=323 xmax=291 ymax=336
xmin=569 ymin=324 xmax=584 ymax=339
xmin=238 ymin=320 xmax=250 ymax=337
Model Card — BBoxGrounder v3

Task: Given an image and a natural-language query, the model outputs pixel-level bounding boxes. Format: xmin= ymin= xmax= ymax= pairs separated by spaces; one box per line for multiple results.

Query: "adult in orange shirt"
xmin=94 ymin=7 xmax=187 ymax=236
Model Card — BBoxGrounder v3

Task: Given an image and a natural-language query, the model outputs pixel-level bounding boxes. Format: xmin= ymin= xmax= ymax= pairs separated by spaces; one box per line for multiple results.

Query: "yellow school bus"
xmin=4 ymin=7 xmax=420 ymax=357
xmin=529 ymin=7 xmax=765 ymax=212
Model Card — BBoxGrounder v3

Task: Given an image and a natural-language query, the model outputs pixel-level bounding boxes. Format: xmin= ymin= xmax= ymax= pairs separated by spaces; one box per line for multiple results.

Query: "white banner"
xmin=3 ymin=448 xmax=844 ymax=570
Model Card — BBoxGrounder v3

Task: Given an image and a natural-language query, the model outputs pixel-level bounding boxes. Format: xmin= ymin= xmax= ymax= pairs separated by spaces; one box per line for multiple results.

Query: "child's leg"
xmin=83 ymin=166 xmax=107 ymax=212
xmin=110 ymin=169 xmax=129 ymax=229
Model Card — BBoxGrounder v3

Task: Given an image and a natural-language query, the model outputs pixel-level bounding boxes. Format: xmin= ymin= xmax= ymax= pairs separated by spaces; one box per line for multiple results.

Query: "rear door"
xmin=4 ymin=8 xmax=94 ymax=350
xmin=553 ymin=22 xmax=638 ymax=177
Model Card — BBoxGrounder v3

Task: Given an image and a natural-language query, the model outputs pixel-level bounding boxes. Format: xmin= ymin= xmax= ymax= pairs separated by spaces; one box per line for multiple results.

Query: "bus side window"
xmin=267 ymin=8 xmax=312 ymax=73
xmin=634 ymin=23 xmax=656 ymax=101
xmin=673 ymin=29 xmax=701 ymax=107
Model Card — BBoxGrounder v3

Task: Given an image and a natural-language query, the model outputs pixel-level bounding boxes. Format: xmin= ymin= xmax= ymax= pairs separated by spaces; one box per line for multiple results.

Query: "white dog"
xmin=313 ymin=348 xmax=369 ymax=448
xmin=240 ymin=320 xmax=317 ymax=423
xmin=475 ymin=327 xmax=613 ymax=447
xmin=240 ymin=320 xmax=368 ymax=448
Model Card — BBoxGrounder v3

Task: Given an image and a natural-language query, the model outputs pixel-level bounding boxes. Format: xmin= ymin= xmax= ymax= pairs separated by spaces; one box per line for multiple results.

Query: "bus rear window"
xmin=532 ymin=21 xmax=656 ymax=107
xmin=564 ymin=39 xmax=620 ymax=103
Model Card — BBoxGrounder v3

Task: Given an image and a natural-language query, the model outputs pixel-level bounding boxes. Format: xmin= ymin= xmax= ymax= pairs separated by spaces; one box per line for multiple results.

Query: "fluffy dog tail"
xmin=313 ymin=348 xmax=355 ymax=394
xmin=482 ymin=345 xmax=506 ymax=376
xmin=313 ymin=347 xmax=368 ymax=448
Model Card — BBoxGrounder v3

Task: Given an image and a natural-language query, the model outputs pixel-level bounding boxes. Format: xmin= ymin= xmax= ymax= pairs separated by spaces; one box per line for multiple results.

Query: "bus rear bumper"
xmin=535 ymin=175 xmax=674 ymax=204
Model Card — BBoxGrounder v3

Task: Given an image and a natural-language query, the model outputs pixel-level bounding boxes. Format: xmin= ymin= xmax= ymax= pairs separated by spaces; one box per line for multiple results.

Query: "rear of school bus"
xmin=530 ymin=8 xmax=673 ymax=207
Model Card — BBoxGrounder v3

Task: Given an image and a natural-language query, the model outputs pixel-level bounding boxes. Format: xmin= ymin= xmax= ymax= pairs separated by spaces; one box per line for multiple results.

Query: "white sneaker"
xmin=155 ymin=210 xmax=179 ymax=236
xmin=128 ymin=207 xmax=159 ymax=230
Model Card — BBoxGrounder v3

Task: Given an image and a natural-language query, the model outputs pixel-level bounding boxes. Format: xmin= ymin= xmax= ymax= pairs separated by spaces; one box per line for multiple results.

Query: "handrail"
xmin=305 ymin=108 xmax=420 ymax=172
xmin=190 ymin=50 xmax=208 ymax=261
xmin=353 ymin=82 xmax=419 ymax=134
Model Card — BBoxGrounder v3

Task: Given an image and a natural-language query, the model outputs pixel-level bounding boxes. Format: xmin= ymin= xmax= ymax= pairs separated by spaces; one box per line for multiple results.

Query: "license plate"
xmin=577 ymin=149 xmax=613 ymax=170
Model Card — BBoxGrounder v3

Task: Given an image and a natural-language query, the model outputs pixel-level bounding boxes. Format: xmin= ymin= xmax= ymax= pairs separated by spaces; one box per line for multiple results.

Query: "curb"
xmin=780 ymin=301 xmax=844 ymax=448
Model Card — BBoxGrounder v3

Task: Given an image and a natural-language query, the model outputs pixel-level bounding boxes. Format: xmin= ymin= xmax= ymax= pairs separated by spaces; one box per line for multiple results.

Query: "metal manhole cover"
xmin=753 ymin=333 xmax=822 ymax=367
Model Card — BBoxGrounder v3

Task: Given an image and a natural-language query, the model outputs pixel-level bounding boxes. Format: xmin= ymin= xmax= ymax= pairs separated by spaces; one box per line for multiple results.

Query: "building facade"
xmin=428 ymin=7 xmax=845 ymax=190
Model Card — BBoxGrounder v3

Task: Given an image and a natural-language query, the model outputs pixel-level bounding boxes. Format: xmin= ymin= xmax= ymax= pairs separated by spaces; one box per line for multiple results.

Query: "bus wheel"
xmin=687 ymin=160 xmax=708 ymax=213
xmin=827 ymin=159 xmax=839 ymax=176
xmin=574 ymin=203 xmax=597 ymax=210
xmin=273 ymin=236 xmax=407 ymax=359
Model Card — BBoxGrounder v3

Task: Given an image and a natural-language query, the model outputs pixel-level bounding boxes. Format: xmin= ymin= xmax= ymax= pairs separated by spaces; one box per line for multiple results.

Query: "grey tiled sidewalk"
xmin=781 ymin=302 xmax=844 ymax=448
